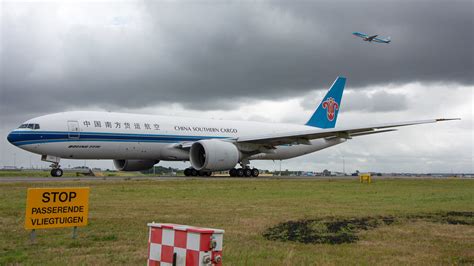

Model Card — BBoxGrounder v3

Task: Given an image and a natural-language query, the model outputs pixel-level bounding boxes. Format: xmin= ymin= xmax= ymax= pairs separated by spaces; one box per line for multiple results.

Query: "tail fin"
xmin=305 ymin=76 xmax=346 ymax=128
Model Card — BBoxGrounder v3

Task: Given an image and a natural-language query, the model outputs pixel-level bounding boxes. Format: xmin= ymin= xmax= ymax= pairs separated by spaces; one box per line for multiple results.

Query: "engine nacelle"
xmin=190 ymin=140 xmax=241 ymax=171
xmin=113 ymin=159 xmax=159 ymax=171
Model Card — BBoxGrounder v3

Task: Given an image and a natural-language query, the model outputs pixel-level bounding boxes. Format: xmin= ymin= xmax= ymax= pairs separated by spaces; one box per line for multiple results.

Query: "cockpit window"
xmin=18 ymin=123 xmax=40 ymax=130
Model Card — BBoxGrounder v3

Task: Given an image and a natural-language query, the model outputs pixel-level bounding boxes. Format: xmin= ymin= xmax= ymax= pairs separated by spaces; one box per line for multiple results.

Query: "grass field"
xmin=0 ymin=178 xmax=473 ymax=265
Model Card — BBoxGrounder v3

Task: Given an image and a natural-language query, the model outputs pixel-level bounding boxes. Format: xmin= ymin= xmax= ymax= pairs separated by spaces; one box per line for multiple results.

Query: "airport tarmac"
xmin=0 ymin=175 xmax=328 ymax=183
xmin=0 ymin=175 xmax=462 ymax=183
xmin=0 ymin=176 xmax=187 ymax=183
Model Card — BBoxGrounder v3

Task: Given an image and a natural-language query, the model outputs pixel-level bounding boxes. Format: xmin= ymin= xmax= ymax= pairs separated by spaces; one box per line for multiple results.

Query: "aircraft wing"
xmin=236 ymin=118 xmax=459 ymax=146
xmin=367 ymin=34 xmax=378 ymax=40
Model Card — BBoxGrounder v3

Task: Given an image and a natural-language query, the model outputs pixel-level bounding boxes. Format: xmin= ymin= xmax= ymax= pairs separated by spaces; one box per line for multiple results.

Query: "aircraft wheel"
xmin=244 ymin=168 xmax=252 ymax=177
xmin=205 ymin=171 xmax=212 ymax=177
xmin=251 ymin=168 xmax=259 ymax=177
xmin=56 ymin=168 xmax=64 ymax=177
xmin=229 ymin=168 xmax=236 ymax=177
xmin=236 ymin=168 xmax=244 ymax=177
xmin=184 ymin=168 xmax=191 ymax=176
xmin=51 ymin=168 xmax=63 ymax=177
xmin=191 ymin=169 xmax=198 ymax=176
xmin=198 ymin=171 xmax=206 ymax=176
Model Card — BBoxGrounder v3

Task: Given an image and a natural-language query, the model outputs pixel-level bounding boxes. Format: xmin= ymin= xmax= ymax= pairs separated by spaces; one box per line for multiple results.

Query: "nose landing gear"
xmin=50 ymin=167 xmax=64 ymax=177
xmin=48 ymin=161 xmax=64 ymax=177
xmin=41 ymin=155 xmax=63 ymax=177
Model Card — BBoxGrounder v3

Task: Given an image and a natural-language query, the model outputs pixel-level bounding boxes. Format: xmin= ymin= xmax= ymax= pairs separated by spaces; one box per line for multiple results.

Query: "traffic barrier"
xmin=359 ymin=173 xmax=372 ymax=183
xmin=147 ymin=223 xmax=224 ymax=266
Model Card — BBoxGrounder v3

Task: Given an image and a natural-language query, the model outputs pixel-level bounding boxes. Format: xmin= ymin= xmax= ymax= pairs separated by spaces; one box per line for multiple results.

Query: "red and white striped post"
xmin=147 ymin=223 xmax=224 ymax=266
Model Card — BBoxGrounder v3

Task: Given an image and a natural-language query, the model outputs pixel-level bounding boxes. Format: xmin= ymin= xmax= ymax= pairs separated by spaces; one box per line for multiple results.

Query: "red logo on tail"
xmin=322 ymin=97 xmax=339 ymax=121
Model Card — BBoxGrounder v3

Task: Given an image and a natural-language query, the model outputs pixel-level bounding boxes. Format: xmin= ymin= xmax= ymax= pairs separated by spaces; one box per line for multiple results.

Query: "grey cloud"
xmin=1 ymin=1 xmax=473 ymax=173
xmin=344 ymin=90 xmax=409 ymax=113
xmin=300 ymin=89 xmax=409 ymax=113
xmin=1 ymin=0 xmax=473 ymax=118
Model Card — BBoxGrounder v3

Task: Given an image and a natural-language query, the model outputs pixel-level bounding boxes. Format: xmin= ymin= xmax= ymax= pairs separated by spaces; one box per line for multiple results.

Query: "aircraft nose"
xmin=7 ymin=131 xmax=16 ymax=145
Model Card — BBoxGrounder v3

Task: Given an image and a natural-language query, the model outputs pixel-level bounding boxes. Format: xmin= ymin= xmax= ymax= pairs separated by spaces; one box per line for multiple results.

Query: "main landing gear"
xmin=229 ymin=167 xmax=259 ymax=177
xmin=229 ymin=160 xmax=259 ymax=177
xmin=183 ymin=165 xmax=260 ymax=178
xmin=184 ymin=168 xmax=212 ymax=177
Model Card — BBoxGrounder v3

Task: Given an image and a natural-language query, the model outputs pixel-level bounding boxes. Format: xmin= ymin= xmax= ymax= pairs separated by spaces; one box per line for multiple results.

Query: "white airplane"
xmin=7 ymin=77 xmax=458 ymax=177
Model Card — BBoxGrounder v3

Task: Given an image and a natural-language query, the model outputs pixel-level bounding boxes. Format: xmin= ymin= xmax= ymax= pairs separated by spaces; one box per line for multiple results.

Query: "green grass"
xmin=0 ymin=178 xmax=473 ymax=265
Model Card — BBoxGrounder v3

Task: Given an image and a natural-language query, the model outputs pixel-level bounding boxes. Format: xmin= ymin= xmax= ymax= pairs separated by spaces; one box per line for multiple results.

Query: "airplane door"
xmin=67 ymin=121 xmax=80 ymax=139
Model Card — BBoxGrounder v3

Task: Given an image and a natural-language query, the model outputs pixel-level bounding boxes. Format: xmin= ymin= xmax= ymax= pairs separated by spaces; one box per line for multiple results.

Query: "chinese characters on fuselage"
xmin=79 ymin=121 xmax=238 ymax=134
xmin=82 ymin=121 xmax=160 ymax=131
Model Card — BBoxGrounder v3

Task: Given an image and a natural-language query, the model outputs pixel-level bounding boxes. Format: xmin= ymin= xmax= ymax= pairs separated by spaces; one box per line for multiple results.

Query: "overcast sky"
xmin=1 ymin=0 xmax=472 ymax=173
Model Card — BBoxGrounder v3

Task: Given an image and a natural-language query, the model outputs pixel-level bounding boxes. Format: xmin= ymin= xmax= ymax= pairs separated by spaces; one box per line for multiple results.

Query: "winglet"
xmin=305 ymin=77 xmax=346 ymax=128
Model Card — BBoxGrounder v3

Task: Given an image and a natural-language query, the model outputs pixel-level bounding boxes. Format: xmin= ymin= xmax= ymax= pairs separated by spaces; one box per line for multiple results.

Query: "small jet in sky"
xmin=353 ymin=32 xmax=391 ymax=43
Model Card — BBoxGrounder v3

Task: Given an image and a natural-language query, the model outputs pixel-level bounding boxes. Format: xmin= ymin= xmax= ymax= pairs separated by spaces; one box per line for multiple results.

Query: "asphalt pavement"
xmin=0 ymin=175 xmax=456 ymax=183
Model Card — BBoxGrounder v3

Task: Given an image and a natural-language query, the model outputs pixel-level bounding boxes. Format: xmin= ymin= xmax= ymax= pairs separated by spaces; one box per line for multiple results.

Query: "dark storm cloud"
xmin=1 ymin=0 xmax=473 ymax=117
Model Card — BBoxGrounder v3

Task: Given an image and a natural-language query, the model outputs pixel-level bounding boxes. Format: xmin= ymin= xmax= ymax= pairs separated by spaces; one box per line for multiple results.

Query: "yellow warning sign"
xmin=25 ymin=187 xmax=89 ymax=229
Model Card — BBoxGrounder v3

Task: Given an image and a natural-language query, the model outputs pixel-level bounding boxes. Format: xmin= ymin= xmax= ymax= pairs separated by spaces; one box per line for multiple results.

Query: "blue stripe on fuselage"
xmin=8 ymin=131 xmax=229 ymax=146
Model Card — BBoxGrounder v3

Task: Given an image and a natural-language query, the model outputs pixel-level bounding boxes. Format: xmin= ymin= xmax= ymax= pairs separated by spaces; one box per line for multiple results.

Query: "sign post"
xmin=30 ymin=229 xmax=36 ymax=242
xmin=25 ymin=187 xmax=90 ymax=240
xmin=72 ymin=226 xmax=78 ymax=239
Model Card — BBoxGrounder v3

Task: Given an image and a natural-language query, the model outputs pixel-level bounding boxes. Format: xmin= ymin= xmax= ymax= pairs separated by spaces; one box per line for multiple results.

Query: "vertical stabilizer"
xmin=305 ymin=77 xmax=346 ymax=128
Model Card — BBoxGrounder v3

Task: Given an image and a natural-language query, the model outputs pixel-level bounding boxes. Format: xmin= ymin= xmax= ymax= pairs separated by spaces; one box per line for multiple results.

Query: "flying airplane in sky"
xmin=353 ymin=32 xmax=391 ymax=43
xmin=7 ymin=77 xmax=457 ymax=177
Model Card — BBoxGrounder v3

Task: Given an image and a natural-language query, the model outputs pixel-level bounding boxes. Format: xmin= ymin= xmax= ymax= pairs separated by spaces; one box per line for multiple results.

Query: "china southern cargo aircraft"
xmin=353 ymin=32 xmax=391 ymax=43
xmin=7 ymin=77 xmax=457 ymax=177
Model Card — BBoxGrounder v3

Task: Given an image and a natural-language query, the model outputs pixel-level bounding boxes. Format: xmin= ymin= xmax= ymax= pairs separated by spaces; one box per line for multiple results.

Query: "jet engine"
xmin=113 ymin=159 xmax=159 ymax=171
xmin=190 ymin=140 xmax=241 ymax=171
